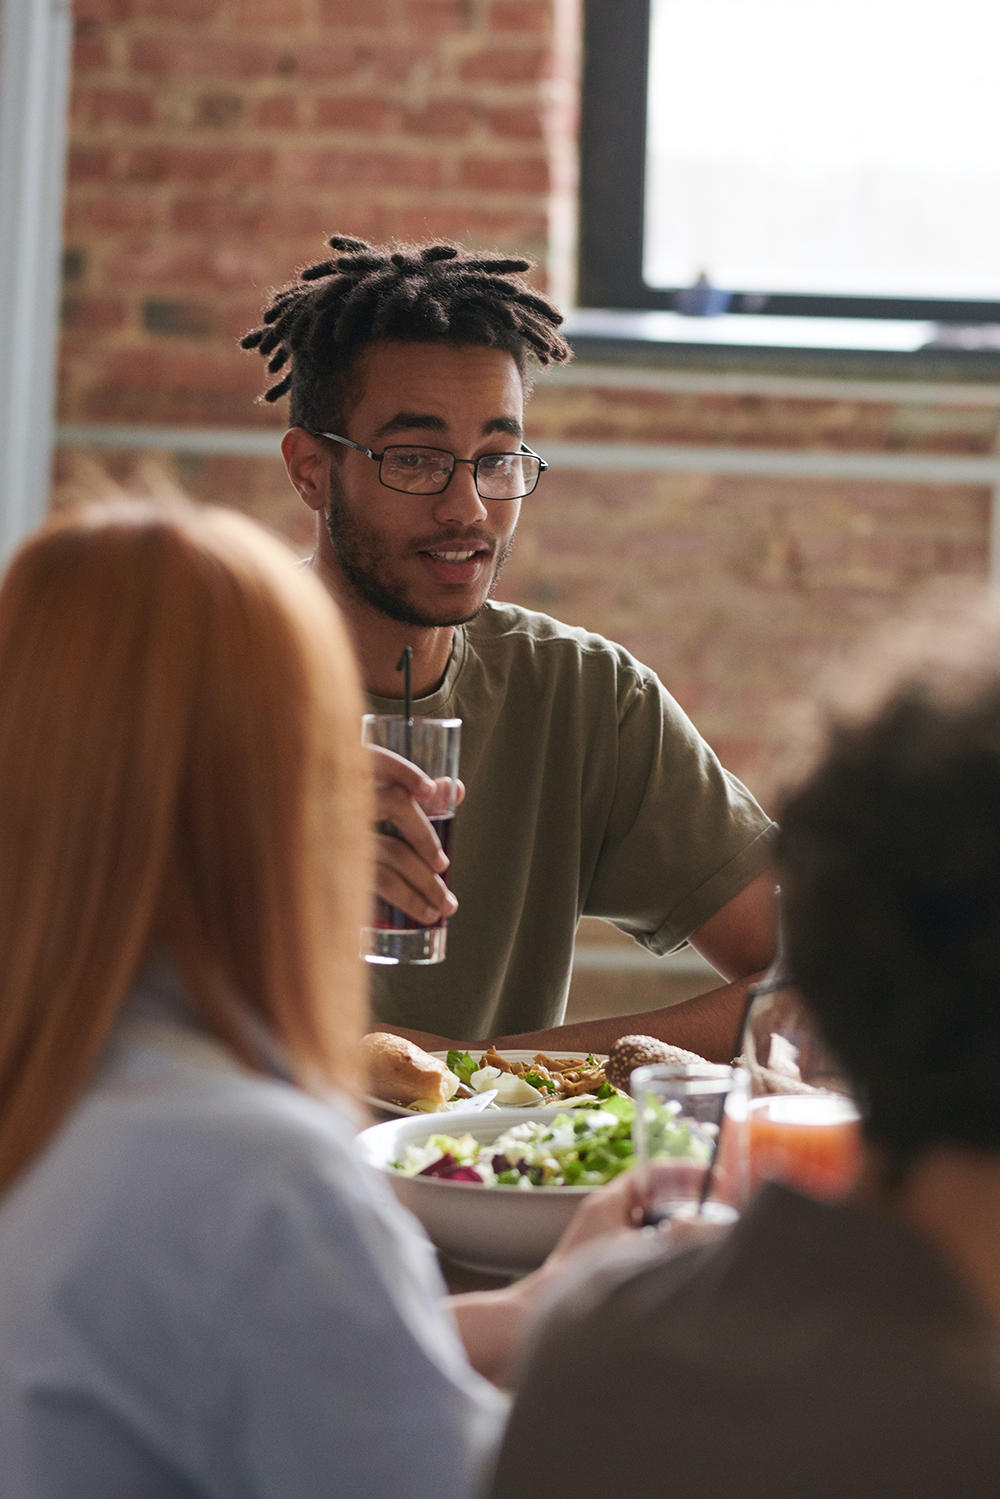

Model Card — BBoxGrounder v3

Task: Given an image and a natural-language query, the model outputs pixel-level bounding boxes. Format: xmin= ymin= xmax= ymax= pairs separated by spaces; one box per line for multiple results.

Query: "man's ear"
xmin=282 ymin=428 xmax=329 ymax=513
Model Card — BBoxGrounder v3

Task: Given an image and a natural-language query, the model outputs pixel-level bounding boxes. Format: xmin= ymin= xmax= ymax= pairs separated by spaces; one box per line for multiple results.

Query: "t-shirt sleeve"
xmin=582 ymin=664 xmax=777 ymax=951
xmin=207 ymin=1136 xmax=506 ymax=1499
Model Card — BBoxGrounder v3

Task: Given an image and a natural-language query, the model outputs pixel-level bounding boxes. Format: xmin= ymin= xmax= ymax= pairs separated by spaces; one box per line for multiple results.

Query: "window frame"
xmin=578 ymin=0 xmax=1000 ymax=325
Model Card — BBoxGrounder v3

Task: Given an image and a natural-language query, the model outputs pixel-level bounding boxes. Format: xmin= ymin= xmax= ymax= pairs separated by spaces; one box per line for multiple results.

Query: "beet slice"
xmin=417 ymin=1154 xmax=484 ymax=1184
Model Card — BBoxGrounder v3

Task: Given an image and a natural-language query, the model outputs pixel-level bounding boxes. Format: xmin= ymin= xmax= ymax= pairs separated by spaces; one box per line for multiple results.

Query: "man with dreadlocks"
xmin=242 ymin=236 xmax=777 ymax=1060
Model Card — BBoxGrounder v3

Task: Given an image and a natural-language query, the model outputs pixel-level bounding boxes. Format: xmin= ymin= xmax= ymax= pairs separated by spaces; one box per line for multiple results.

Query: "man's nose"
xmin=432 ymin=462 xmax=487 ymax=527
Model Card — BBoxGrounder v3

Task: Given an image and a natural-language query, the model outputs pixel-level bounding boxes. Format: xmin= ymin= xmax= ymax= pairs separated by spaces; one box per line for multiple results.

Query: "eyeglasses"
xmin=313 ymin=431 xmax=547 ymax=500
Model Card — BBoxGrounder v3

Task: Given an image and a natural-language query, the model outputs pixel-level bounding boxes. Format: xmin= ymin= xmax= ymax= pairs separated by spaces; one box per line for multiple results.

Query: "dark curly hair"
xmin=778 ymin=594 xmax=1000 ymax=1160
xmin=241 ymin=235 xmax=571 ymax=432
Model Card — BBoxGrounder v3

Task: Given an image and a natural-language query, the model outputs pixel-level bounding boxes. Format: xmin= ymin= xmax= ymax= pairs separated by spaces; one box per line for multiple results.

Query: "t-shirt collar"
xmin=366 ymin=620 xmax=469 ymax=717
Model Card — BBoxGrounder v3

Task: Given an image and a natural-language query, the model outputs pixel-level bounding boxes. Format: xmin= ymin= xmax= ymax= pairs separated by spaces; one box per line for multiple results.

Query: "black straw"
xmin=396 ymin=646 xmax=413 ymax=761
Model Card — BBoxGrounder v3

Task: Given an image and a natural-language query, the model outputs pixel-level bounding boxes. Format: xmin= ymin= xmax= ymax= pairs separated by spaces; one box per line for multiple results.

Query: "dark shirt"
xmin=491 ymin=1184 xmax=1000 ymax=1499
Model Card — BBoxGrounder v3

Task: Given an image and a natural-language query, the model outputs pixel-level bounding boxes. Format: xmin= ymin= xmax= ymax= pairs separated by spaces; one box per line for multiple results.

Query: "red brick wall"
xmin=57 ymin=0 xmax=997 ymax=811
xmin=517 ymin=380 xmax=994 ymax=797
xmin=62 ymin=0 xmax=579 ymax=426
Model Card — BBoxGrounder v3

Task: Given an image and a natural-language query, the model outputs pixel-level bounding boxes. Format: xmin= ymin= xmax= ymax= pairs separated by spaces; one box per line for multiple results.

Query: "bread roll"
xmin=361 ymin=1032 xmax=459 ymax=1107
xmin=605 ymin=1035 xmax=708 ymax=1093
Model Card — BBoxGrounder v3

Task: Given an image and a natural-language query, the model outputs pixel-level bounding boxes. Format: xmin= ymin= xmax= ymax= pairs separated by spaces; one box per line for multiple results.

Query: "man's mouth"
xmin=425 ymin=547 xmax=486 ymax=563
xmin=416 ymin=539 xmax=493 ymax=585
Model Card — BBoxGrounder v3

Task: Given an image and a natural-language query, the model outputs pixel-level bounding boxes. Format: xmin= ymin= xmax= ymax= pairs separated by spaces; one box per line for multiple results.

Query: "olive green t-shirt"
xmin=368 ymin=603 xmax=776 ymax=1042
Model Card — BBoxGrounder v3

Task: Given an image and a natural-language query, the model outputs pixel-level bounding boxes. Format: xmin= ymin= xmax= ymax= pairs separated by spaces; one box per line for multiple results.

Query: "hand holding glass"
xmin=362 ymin=715 xmax=461 ymax=965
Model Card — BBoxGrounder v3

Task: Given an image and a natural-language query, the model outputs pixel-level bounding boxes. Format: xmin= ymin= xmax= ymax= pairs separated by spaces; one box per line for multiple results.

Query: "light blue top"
xmin=0 ymin=965 xmax=505 ymax=1498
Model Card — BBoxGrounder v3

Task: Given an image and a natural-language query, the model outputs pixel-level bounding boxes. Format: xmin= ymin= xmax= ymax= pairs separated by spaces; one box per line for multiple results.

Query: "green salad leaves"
xmin=394 ymin=1098 xmax=646 ymax=1188
xmin=445 ymin=1050 xmax=477 ymax=1087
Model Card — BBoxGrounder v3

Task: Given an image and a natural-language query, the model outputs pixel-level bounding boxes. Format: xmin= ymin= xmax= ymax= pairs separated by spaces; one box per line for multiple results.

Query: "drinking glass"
xmin=361 ymin=715 xmax=461 ymax=966
xmin=631 ymin=1063 xmax=745 ymax=1227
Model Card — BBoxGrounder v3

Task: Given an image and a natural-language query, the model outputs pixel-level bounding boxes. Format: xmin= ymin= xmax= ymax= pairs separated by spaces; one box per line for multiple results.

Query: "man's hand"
xmin=369 ymin=745 xmax=464 ymax=926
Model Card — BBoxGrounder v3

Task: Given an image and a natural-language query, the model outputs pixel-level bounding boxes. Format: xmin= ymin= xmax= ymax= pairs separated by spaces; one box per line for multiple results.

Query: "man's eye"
xmin=479 ymin=453 xmax=516 ymax=472
xmin=392 ymin=452 xmax=435 ymax=469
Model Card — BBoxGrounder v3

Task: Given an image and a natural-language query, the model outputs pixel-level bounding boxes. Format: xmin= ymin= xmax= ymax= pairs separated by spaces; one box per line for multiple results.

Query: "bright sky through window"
xmin=645 ymin=0 xmax=1000 ymax=301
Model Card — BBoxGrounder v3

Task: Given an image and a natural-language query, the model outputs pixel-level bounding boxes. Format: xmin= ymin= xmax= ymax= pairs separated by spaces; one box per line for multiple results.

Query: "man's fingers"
xmin=365 ymin=745 xmax=461 ymax=922
xmin=658 ymin=1214 xmax=732 ymax=1252
xmin=375 ymin=837 xmax=457 ymax=925
xmin=376 ymin=784 xmax=449 ymax=873
xmin=369 ymin=744 xmax=437 ymax=797
xmin=368 ymin=746 xmax=459 ymax=814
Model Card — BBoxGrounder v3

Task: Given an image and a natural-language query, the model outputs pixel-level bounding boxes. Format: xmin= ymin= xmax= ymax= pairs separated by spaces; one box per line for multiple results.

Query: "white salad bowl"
xmin=355 ymin=1106 xmax=594 ymax=1274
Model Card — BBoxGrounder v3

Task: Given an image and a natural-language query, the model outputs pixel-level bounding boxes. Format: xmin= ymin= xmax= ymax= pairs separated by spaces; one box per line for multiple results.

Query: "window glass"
xmin=645 ymin=0 xmax=1000 ymax=300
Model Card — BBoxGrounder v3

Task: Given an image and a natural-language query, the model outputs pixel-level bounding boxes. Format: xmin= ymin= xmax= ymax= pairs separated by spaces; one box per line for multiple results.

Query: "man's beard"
xmin=325 ymin=474 xmax=513 ymax=628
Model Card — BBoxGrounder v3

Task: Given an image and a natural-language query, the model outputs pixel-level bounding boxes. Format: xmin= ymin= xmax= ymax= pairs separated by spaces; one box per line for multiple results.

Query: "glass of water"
xmin=630 ymin=1063 xmax=746 ymax=1228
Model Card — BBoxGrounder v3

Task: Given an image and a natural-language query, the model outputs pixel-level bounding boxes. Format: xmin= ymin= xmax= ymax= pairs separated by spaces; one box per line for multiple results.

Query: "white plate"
xmin=356 ymin=1106 xmax=596 ymax=1273
xmin=366 ymin=1048 xmax=608 ymax=1118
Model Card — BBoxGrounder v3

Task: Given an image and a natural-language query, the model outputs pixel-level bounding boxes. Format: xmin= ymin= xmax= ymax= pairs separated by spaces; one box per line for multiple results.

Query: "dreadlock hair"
xmin=240 ymin=236 xmax=572 ymax=433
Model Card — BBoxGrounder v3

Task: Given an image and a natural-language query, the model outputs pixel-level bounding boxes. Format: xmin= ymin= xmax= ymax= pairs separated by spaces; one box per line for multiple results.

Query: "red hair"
xmin=0 ymin=499 xmax=371 ymax=1194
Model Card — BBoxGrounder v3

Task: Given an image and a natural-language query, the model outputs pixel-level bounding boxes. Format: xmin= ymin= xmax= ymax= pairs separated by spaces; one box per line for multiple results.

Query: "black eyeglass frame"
xmin=312 ymin=430 xmax=548 ymax=499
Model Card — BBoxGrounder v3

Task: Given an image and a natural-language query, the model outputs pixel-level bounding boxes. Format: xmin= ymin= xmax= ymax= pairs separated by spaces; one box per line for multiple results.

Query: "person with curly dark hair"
xmin=490 ymin=593 xmax=1000 ymax=1499
xmin=242 ymin=236 xmax=777 ymax=1058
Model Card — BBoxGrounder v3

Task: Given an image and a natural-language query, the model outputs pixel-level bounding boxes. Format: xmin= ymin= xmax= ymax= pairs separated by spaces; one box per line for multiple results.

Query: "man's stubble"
xmin=324 ymin=469 xmax=514 ymax=629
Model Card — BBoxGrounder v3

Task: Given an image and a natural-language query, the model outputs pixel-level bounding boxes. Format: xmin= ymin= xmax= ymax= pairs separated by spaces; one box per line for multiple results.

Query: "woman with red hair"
xmin=0 ymin=500 xmax=507 ymax=1498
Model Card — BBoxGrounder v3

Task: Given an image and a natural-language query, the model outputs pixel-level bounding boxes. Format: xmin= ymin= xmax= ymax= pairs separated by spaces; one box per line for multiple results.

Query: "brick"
xmin=287 ymin=150 xmax=442 ymax=188
xmin=373 ymin=44 xmax=446 ymax=85
xmin=75 ymin=0 xmax=134 ymax=17
xmin=319 ymin=0 xmax=388 ymax=21
xmin=459 ymin=45 xmax=550 ymax=83
xmin=124 ymin=146 xmax=275 ymax=183
xmin=61 ymin=296 xmax=127 ymax=333
xmin=131 ymin=37 xmax=280 ymax=77
xmin=252 ymin=195 xmax=359 ymax=235
xmin=170 ymin=194 xmax=254 ymax=231
xmin=227 ymin=0 xmax=305 ymax=22
xmin=484 ymin=104 xmax=545 ymax=140
xmin=62 ymin=248 xmax=88 ymax=281
xmin=489 ymin=0 xmax=553 ymax=33
xmin=69 ymin=192 xmax=160 ymax=231
xmin=138 ymin=0 xmax=221 ymax=18
xmin=105 ymin=244 xmax=272 ymax=289
xmin=73 ymin=33 xmax=111 ymax=71
xmin=289 ymin=44 xmax=363 ymax=80
xmin=193 ymin=93 xmax=245 ymax=127
xmin=68 ymin=346 xmax=264 ymax=420
xmin=142 ymin=298 xmax=214 ymax=336
xmin=525 ymin=384 xmax=1000 ymax=456
xmin=315 ymin=96 xmax=392 ymax=131
xmin=386 ymin=204 xmax=548 ymax=244
xmin=68 ymin=146 xmax=115 ymax=180
xmin=403 ymin=0 xmax=473 ymax=31
xmin=401 ymin=100 xmax=477 ymax=137
xmin=255 ymin=94 xmax=299 ymax=127
xmin=457 ymin=153 xmax=550 ymax=193
xmin=79 ymin=86 xmax=156 ymax=126
xmin=175 ymin=455 xmax=304 ymax=544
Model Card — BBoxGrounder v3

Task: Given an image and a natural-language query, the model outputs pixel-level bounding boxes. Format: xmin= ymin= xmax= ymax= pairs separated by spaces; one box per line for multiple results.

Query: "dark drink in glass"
xmin=361 ymin=716 xmax=461 ymax=965
xmin=371 ymin=813 xmax=454 ymax=932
